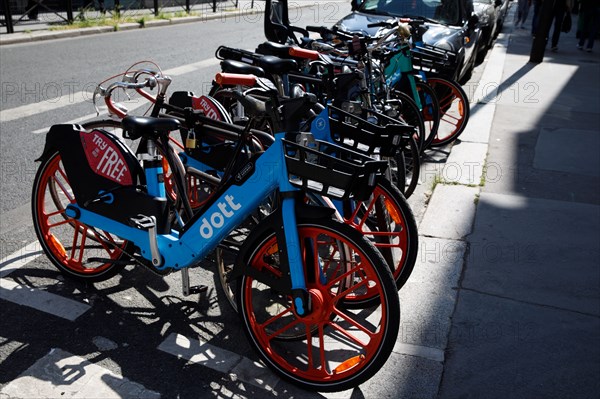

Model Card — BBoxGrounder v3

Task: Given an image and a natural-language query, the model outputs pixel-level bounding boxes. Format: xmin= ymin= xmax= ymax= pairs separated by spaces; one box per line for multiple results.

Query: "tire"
xmin=415 ymin=81 xmax=441 ymax=152
xmin=32 ymin=152 xmax=129 ymax=281
xmin=388 ymin=89 xmax=426 ymax=151
xmin=427 ymin=77 xmax=471 ymax=147
xmin=389 ymin=134 xmax=420 ymax=198
xmin=346 ymin=177 xmax=418 ymax=290
xmin=235 ymin=216 xmax=400 ymax=392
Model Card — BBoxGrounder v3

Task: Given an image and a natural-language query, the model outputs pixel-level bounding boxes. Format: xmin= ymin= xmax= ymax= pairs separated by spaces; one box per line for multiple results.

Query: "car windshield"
xmin=359 ymin=0 xmax=462 ymax=26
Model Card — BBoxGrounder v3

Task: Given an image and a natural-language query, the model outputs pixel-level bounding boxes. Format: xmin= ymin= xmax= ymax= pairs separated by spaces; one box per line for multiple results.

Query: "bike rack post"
xmin=2 ymin=0 xmax=15 ymax=34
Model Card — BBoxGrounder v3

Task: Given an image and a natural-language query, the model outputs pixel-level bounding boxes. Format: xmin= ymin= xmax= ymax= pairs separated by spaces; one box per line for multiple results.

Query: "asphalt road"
xmin=0 ymin=2 xmax=491 ymax=397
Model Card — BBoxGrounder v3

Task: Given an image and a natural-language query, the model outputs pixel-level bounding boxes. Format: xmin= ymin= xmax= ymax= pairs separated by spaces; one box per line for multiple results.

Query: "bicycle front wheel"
xmin=236 ymin=216 xmax=400 ymax=392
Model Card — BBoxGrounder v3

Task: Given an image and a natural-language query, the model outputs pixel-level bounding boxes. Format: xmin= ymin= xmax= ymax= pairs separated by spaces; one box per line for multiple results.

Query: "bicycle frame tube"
xmin=64 ymin=134 xmax=307 ymax=292
xmin=384 ymin=51 xmax=422 ymax=109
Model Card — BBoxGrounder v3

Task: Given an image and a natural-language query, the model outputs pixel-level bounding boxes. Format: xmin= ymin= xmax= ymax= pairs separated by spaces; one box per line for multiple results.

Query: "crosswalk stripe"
xmin=157 ymin=333 xmax=280 ymax=392
xmin=0 ymin=278 xmax=91 ymax=321
xmin=0 ymin=348 xmax=160 ymax=398
xmin=0 ymin=241 xmax=42 ymax=278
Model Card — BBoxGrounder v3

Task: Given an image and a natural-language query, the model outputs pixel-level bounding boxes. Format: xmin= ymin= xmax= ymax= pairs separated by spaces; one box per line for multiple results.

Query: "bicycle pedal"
xmin=188 ymin=285 xmax=209 ymax=296
xmin=129 ymin=214 xmax=156 ymax=230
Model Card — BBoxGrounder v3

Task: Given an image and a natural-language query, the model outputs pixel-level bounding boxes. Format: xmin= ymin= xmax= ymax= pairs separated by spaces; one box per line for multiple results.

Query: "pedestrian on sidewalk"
xmin=532 ymin=0 xmax=542 ymax=35
xmin=515 ymin=0 xmax=532 ymax=29
xmin=549 ymin=0 xmax=574 ymax=51
xmin=577 ymin=0 xmax=600 ymax=51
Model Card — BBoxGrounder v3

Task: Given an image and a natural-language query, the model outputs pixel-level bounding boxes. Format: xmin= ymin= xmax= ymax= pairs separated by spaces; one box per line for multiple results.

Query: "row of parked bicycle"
xmin=31 ymin=9 xmax=473 ymax=393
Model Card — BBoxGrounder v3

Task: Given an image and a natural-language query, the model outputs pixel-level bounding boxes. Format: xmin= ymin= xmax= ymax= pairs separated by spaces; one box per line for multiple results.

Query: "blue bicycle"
xmin=32 ymin=94 xmax=400 ymax=392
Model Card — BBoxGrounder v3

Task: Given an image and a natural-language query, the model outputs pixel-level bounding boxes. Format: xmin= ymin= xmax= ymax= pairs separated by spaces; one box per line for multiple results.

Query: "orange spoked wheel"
xmin=427 ymin=77 xmax=471 ymax=147
xmin=32 ymin=152 xmax=129 ymax=281
xmin=236 ymin=217 xmax=399 ymax=392
xmin=415 ymin=81 xmax=441 ymax=151
xmin=344 ymin=178 xmax=418 ymax=292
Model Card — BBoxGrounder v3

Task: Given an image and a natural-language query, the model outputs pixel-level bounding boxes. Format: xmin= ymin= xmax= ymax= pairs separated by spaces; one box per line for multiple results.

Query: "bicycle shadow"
xmin=0 ymin=254 xmax=369 ymax=398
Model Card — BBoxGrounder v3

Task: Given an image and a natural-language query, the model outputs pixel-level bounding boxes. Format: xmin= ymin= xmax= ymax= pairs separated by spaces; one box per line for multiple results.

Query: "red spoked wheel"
xmin=345 ymin=177 xmax=418 ymax=293
xmin=427 ymin=77 xmax=471 ymax=147
xmin=236 ymin=218 xmax=399 ymax=392
xmin=32 ymin=152 xmax=129 ymax=281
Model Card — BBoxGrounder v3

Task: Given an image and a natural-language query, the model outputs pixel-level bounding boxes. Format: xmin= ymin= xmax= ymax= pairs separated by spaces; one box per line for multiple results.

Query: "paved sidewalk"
xmin=430 ymin=15 xmax=600 ymax=399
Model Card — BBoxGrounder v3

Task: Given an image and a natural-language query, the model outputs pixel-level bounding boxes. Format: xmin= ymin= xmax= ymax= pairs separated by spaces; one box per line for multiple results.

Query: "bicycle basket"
xmin=283 ymin=139 xmax=387 ymax=201
xmin=411 ymin=44 xmax=457 ymax=76
xmin=327 ymin=105 xmax=413 ymax=157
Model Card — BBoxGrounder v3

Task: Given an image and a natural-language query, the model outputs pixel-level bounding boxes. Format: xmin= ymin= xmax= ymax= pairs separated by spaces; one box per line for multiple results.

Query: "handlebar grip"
xmin=289 ymin=47 xmax=320 ymax=60
xmin=215 ymin=73 xmax=257 ymax=87
xmin=306 ymin=25 xmax=328 ymax=34
xmin=367 ymin=21 xmax=390 ymax=28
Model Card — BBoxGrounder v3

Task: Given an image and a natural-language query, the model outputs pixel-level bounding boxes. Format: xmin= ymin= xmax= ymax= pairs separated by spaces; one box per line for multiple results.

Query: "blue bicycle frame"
xmin=65 ymin=132 xmax=309 ymax=300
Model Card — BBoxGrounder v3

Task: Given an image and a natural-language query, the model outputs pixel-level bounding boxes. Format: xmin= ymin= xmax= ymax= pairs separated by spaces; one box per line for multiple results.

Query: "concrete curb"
xmin=0 ymin=2 xmax=318 ymax=46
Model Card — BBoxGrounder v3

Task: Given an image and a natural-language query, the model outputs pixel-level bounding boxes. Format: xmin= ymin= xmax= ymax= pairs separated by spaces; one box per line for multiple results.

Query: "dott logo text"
xmin=199 ymin=195 xmax=242 ymax=239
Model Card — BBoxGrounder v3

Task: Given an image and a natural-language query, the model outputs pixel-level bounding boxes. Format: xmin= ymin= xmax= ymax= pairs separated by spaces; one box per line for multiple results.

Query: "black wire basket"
xmin=283 ymin=138 xmax=388 ymax=201
xmin=327 ymin=105 xmax=414 ymax=157
xmin=411 ymin=44 xmax=457 ymax=76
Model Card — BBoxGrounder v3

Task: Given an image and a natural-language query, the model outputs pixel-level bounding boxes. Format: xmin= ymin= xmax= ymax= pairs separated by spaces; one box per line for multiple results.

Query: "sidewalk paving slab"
xmin=463 ymin=192 xmax=600 ymax=316
xmin=419 ymin=184 xmax=480 ymax=240
xmin=458 ymin=101 xmax=495 ymax=144
xmin=439 ymin=289 xmax=600 ymax=399
xmin=442 ymin=142 xmax=488 ymax=185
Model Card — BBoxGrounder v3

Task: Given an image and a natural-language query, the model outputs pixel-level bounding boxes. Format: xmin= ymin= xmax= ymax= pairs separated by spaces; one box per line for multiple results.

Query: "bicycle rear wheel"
xmin=236 ymin=216 xmax=400 ymax=392
xmin=32 ymin=152 xmax=130 ymax=281
xmin=346 ymin=177 xmax=418 ymax=290
xmin=388 ymin=134 xmax=420 ymax=198
xmin=426 ymin=77 xmax=470 ymax=147
xmin=388 ymin=89 xmax=426 ymax=152
xmin=415 ymin=81 xmax=441 ymax=151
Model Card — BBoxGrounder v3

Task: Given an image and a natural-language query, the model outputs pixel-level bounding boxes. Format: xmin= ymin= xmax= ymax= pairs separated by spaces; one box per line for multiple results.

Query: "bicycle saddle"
xmin=255 ymin=55 xmax=298 ymax=75
xmin=123 ymin=116 xmax=180 ymax=140
xmin=256 ymin=41 xmax=293 ymax=58
xmin=220 ymin=60 xmax=266 ymax=78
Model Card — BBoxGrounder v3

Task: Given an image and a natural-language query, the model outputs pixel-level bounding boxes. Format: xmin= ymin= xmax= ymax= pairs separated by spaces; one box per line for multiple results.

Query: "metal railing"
xmin=1 ymin=0 xmax=240 ymax=34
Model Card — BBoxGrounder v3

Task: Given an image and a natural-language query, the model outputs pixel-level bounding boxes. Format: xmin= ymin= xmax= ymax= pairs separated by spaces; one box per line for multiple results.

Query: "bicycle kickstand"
xmin=181 ymin=268 xmax=209 ymax=298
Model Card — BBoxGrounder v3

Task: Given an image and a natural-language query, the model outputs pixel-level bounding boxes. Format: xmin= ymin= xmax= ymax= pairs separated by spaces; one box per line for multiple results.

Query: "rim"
xmin=36 ymin=155 xmax=126 ymax=275
xmin=429 ymin=78 xmax=468 ymax=144
xmin=345 ymin=185 xmax=409 ymax=287
xmin=242 ymin=226 xmax=388 ymax=383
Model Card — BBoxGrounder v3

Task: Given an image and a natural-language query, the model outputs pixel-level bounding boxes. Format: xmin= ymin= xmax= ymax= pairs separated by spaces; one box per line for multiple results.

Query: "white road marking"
xmin=163 ymin=58 xmax=221 ymax=76
xmin=0 ymin=279 xmax=91 ymax=321
xmin=32 ymin=102 xmax=149 ymax=134
xmin=0 ymin=348 xmax=160 ymax=398
xmin=4 ymin=57 xmax=222 ymax=126
xmin=0 ymin=91 xmax=91 ymax=123
xmin=0 ymin=241 xmax=43 ymax=278
xmin=157 ymin=333 xmax=279 ymax=392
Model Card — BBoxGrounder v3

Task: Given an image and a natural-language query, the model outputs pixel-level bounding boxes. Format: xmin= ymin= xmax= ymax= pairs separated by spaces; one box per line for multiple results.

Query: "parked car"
xmin=496 ymin=0 xmax=510 ymax=31
xmin=336 ymin=0 xmax=481 ymax=82
xmin=473 ymin=0 xmax=502 ymax=58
